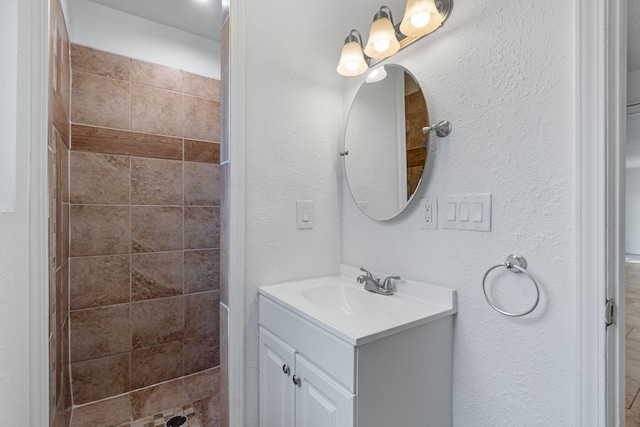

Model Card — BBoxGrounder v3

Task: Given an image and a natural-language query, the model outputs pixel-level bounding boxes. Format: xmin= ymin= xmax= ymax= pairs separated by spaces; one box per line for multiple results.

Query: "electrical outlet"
xmin=420 ymin=197 xmax=438 ymax=229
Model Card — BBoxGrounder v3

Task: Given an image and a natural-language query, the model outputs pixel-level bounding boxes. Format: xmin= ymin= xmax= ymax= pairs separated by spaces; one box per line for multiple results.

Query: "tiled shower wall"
xmin=49 ymin=0 xmax=72 ymax=424
xmin=68 ymin=45 xmax=221 ymax=405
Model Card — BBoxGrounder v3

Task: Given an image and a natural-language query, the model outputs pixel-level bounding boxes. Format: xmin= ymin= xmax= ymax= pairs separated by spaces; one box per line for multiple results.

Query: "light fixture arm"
xmin=346 ymin=29 xmax=364 ymax=48
xmin=376 ymin=6 xmax=399 ymax=34
xmin=422 ymin=120 xmax=452 ymax=137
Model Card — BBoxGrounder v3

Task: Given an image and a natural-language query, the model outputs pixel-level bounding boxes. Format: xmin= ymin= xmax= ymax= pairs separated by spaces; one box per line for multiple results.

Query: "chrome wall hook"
xmin=422 ymin=120 xmax=452 ymax=137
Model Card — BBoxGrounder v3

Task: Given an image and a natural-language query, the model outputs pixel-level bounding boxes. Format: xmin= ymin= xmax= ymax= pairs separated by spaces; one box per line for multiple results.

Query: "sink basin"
xmin=259 ymin=265 xmax=457 ymax=345
xmin=300 ymin=284 xmax=402 ymax=316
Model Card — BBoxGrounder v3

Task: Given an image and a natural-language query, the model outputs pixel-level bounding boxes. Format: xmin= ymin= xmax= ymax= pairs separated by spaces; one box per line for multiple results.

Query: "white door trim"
xmin=26 ymin=0 xmax=50 ymax=424
xmin=576 ymin=0 xmax=625 ymax=425
xmin=227 ymin=0 xmax=247 ymax=425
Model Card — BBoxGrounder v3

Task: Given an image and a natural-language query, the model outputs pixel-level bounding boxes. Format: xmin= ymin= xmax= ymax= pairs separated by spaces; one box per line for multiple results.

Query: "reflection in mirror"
xmin=344 ymin=64 xmax=429 ymax=221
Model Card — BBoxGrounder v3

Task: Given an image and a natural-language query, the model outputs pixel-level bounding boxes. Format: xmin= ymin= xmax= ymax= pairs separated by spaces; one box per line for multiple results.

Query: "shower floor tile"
xmin=70 ymin=367 xmax=219 ymax=427
xmin=131 ymin=404 xmax=201 ymax=427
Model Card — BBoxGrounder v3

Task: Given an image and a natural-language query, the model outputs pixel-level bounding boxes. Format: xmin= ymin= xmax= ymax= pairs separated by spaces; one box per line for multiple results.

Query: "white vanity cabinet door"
xmin=294 ymin=354 xmax=355 ymax=427
xmin=259 ymin=327 xmax=296 ymax=427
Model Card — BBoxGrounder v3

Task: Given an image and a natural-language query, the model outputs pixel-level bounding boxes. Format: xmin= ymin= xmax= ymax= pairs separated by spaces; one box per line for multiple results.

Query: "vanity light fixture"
xmin=337 ymin=0 xmax=453 ymax=77
xmin=364 ymin=6 xmax=401 ymax=59
xmin=337 ymin=30 xmax=369 ymax=77
xmin=399 ymin=0 xmax=443 ymax=37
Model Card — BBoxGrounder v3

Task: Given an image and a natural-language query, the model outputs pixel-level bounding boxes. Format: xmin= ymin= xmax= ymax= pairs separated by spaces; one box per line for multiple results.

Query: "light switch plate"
xmin=442 ymin=194 xmax=491 ymax=232
xmin=420 ymin=197 xmax=438 ymax=229
xmin=296 ymin=200 xmax=314 ymax=229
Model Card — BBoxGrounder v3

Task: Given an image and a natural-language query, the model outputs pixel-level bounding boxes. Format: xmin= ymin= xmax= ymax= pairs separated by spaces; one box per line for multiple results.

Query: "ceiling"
xmin=86 ymin=0 xmax=222 ymax=42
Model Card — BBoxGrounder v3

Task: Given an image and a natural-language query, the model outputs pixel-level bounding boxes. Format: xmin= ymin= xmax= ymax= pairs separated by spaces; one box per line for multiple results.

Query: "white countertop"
xmin=258 ymin=265 xmax=457 ymax=346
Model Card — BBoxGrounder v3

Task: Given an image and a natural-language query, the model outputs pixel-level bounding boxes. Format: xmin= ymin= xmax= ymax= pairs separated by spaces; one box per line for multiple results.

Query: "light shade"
xmin=365 ymin=66 xmax=387 ymax=83
xmin=364 ymin=8 xmax=400 ymax=59
xmin=337 ymin=33 xmax=368 ymax=76
xmin=399 ymin=0 xmax=443 ymax=37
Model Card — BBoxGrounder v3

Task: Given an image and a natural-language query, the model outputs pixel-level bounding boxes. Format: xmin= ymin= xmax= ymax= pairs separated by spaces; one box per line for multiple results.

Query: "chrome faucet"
xmin=357 ymin=268 xmax=400 ymax=296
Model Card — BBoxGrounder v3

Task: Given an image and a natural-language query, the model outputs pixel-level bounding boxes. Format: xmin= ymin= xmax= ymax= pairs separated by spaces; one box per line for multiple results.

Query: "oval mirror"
xmin=343 ymin=64 xmax=429 ymax=221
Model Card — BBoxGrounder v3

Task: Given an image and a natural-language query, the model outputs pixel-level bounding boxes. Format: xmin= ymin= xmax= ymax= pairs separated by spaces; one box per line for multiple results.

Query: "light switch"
xmin=472 ymin=203 xmax=483 ymax=222
xmin=446 ymin=203 xmax=456 ymax=221
xmin=459 ymin=203 xmax=469 ymax=222
xmin=442 ymin=194 xmax=491 ymax=232
xmin=296 ymin=200 xmax=314 ymax=229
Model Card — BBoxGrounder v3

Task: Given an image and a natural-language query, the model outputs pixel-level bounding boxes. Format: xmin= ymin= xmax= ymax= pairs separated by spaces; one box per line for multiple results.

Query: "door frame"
xmin=25 ymin=0 xmax=50 ymax=424
xmin=577 ymin=0 xmax=626 ymax=425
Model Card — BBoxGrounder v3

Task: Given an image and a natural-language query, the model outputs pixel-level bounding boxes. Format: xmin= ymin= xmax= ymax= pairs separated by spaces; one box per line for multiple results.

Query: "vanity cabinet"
xmin=259 ymin=327 xmax=354 ymax=427
xmin=259 ymin=288 xmax=454 ymax=427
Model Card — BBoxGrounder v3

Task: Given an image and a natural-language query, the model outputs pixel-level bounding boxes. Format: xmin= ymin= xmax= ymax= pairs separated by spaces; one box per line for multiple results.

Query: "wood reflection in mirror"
xmin=404 ymin=72 xmax=429 ymax=199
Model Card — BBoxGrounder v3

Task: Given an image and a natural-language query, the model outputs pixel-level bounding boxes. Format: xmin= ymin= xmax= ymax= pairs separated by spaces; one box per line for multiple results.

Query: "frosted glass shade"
xmin=399 ymin=0 xmax=443 ymax=37
xmin=337 ymin=40 xmax=368 ymax=76
xmin=364 ymin=16 xmax=400 ymax=59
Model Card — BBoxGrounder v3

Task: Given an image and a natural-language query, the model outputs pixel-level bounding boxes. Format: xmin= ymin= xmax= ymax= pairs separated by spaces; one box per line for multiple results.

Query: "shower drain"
xmin=166 ymin=415 xmax=187 ymax=427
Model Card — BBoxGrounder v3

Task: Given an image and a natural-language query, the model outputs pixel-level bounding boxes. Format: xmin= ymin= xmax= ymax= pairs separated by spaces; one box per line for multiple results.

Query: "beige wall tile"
xmin=70 ymin=152 xmax=130 ymax=204
xmin=184 ymin=207 xmax=219 ymax=250
xmin=183 ymin=73 xmax=220 ymax=100
xmin=184 ymin=250 xmax=219 ymax=294
xmin=183 ymin=368 xmax=220 ymax=402
xmin=130 ymin=379 xmax=190 ymax=420
xmin=130 ymin=341 xmax=184 ymax=390
xmin=72 ymin=72 xmax=131 ymax=129
xmin=71 ymin=354 xmax=130 ymax=405
xmin=131 ymin=157 xmax=183 ymax=205
xmin=184 ymin=140 xmax=220 ymax=164
xmin=131 ymin=60 xmax=183 ymax=91
xmin=192 ymin=394 xmax=220 ymax=427
xmin=70 ymin=205 xmax=130 ymax=257
xmin=184 ymin=96 xmax=220 ymax=142
xmin=71 ymin=45 xmax=131 ymax=81
xmin=131 ymin=84 xmax=183 ymax=137
xmin=132 ymin=252 xmax=183 ymax=301
xmin=69 ymin=395 xmax=132 ymax=427
xmin=72 ymin=125 xmax=183 ymax=161
xmin=184 ymin=292 xmax=219 ymax=339
xmin=131 ymin=206 xmax=183 ymax=253
xmin=184 ymin=162 xmax=220 ymax=206
xmin=57 ymin=263 xmax=69 ymax=329
xmin=184 ymin=334 xmax=219 ymax=375
xmin=70 ymin=255 xmax=130 ymax=310
xmin=61 ymin=203 xmax=70 ymax=262
xmin=70 ymin=305 xmax=131 ymax=362
xmin=60 ymin=140 xmax=69 ymax=203
xmin=131 ymin=296 xmax=183 ymax=348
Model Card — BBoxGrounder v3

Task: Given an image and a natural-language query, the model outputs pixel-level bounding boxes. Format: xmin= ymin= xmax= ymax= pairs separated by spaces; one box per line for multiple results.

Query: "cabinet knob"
xmin=282 ymin=364 xmax=290 ymax=375
xmin=292 ymin=375 xmax=301 ymax=386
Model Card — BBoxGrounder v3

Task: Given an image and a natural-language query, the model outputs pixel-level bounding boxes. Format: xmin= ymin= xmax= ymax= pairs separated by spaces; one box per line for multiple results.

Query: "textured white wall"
xmin=68 ymin=0 xmax=221 ymax=78
xmin=241 ymin=1 xmax=346 ymax=424
xmin=239 ymin=0 xmax=577 ymax=425
xmin=0 ymin=0 xmax=32 ymax=422
xmin=342 ymin=1 xmax=576 ymax=426
xmin=0 ymin=0 xmax=18 ymax=211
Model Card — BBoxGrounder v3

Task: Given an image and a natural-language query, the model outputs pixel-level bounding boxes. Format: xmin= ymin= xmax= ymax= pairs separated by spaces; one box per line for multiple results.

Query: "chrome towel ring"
xmin=482 ymin=254 xmax=540 ymax=317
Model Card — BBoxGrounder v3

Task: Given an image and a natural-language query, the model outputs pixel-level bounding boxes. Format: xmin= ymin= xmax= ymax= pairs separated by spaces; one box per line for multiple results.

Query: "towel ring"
xmin=482 ymin=254 xmax=540 ymax=317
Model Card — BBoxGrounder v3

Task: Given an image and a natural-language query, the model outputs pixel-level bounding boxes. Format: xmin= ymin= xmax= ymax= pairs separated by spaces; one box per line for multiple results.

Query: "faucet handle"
xmin=359 ymin=267 xmax=374 ymax=279
xmin=382 ymin=275 xmax=401 ymax=289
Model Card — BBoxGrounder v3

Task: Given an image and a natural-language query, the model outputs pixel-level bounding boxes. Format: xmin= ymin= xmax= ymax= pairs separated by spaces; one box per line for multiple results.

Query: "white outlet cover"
xmin=420 ymin=197 xmax=438 ymax=230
